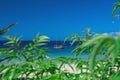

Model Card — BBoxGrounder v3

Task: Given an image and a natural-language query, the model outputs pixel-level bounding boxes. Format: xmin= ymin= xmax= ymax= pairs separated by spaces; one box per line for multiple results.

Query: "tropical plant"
xmin=0 ymin=23 xmax=16 ymax=63
xmin=64 ymin=34 xmax=81 ymax=46
xmin=112 ymin=0 xmax=120 ymax=19
xmin=64 ymin=28 xmax=94 ymax=46
xmin=0 ymin=34 xmax=82 ymax=80
xmin=0 ymin=23 xmax=16 ymax=35
xmin=0 ymin=34 xmax=61 ymax=79
xmin=73 ymin=34 xmax=120 ymax=77
xmin=83 ymin=28 xmax=94 ymax=40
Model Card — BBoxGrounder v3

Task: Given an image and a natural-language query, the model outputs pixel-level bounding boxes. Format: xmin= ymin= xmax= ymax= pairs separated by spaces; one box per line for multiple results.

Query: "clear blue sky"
xmin=0 ymin=0 xmax=119 ymax=40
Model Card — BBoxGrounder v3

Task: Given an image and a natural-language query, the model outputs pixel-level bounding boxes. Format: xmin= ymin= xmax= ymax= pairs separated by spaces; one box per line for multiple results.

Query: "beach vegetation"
xmin=112 ymin=0 xmax=120 ymax=19
xmin=0 ymin=0 xmax=120 ymax=80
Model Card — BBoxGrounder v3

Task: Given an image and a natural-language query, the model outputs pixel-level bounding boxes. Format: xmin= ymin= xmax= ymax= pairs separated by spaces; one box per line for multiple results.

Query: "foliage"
xmin=0 ymin=23 xmax=16 ymax=35
xmin=65 ymin=29 xmax=120 ymax=79
xmin=64 ymin=34 xmax=81 ymax=46
xmin=0 ymin=34 xmax=120 ymax=79
xmin=64 ymin=28 xmax=94 ymax=46
xmin=0 ymin=0 xmax=120 ymax=79
xmin=73 ymin=34 xmax=120 ymax=73
xmin=0 ymin=35 xmax=81 ymax=80
xmin=112 ymin=0 xmax=120 ymax=19
xmin=0 ymin=34 xmax=59 ymax=80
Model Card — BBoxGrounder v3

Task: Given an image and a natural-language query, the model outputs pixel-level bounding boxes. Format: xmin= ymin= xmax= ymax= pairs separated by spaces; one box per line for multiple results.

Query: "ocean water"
xmin=0 ymin=40 xmax=105 ymax=66
xmin=0 ymin=41 xmax=89 ymax=60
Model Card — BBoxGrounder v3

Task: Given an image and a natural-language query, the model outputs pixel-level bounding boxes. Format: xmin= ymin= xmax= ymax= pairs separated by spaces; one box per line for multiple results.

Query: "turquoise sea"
xmin=0 ymin=41 xmax=104 ymax=65
xmin=0 ymin=41 xmax=89 ymax=59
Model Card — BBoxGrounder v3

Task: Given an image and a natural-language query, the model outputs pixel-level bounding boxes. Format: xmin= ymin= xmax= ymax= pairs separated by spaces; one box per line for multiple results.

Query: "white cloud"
xmin=94 ymin=32 xmax=120 ymax=37
xmin=102 ymin=33 xmax=109 ymax=36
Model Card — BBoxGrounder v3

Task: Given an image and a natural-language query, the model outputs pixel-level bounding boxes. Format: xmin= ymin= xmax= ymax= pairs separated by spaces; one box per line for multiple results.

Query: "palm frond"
xmin=0 ymin=23 xmax=16 ymax=35
xmin=64 ymin=34 xmax=81 ymax=46
xmin=112 ymin=1 xmax=120 ymax=19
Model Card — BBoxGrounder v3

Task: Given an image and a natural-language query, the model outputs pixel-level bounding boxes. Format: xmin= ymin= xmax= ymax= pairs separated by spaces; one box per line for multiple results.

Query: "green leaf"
xmin=112 ymin=1 xmax=120 ymax=19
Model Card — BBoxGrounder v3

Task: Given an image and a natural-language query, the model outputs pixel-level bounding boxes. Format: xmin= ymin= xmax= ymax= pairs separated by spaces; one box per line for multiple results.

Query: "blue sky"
xmin=0 ymin=0 xmax=119 ymax=40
